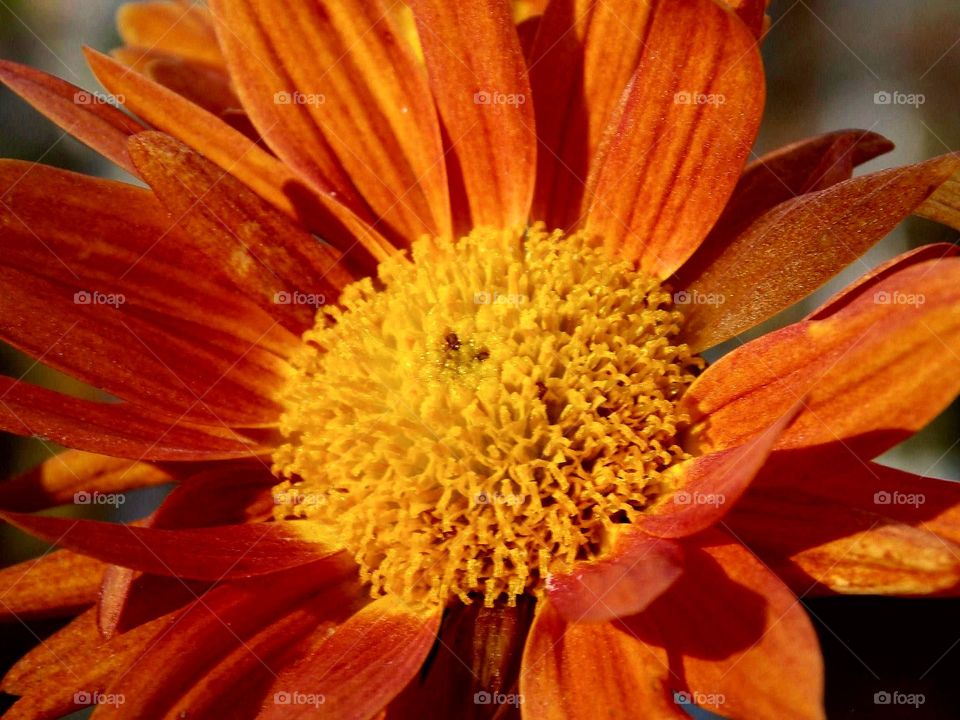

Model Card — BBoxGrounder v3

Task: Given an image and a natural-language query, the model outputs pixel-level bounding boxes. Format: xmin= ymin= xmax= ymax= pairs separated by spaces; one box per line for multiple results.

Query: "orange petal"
xmin=582 ymin=0 xmax=764 ymax=278
xmin=0 ymin=60 xmax=144 ymax=175
xmin=676 ymin=152 xmax=960 ymax=351
xmin=165 ymin=580 xmax=366 ymax=720
xmin=210 ymin=0 xmax=451 ymax=242
xmin=546 ymin=528 xmax=684 ymax=624
xmin=520 ymin=600 xmax=682 ymax=719
xmin=128 ymin=132 xmax=357 ymax=333
xmin=2 ymin=608 xmax=171 ymax=717
xmin=408 ymin=0 xmax=536 ymax=230
xmin=917 ymin=169 xmax=960 ymax=230
xmin=683 ymin=255 xmax=960 ymax=460
xmin=637 ymin=401 xmax=801 ymax=538
xmin=0 ymin=450 xmax=175 ymax=512
xmin=528 ymin=0 xmax=656 ymax=229
xmin=723 ymin=0 xmax=770 ymax=38
xmin=645 ymin=537 xmax=825 ymax=719
xmin=729 ymin=453 xmax=960 ymax=595
xmin=0 ymin=551 xmax=102 ymax=621
xmin=259 ymin=595 xmax=441 ymax=720
xmin=0 ymin=377 xmax=268 ymax=461
xmin=116 ymin=1 xmax=225 ymax=67
xmin=83 ymin=47 xmax=394 ymax=263
xmin=90 ymin=564 xmax=358 ymax=719
xmin=696 ymin=129 xmax=894 ymax=256
xmin=0 ymin=511 xmax=342 ymax=580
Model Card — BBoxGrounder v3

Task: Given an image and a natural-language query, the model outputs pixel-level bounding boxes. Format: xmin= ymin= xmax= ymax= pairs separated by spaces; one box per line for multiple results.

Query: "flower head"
xmin=0 ymin=1 xmax=959 ymax=719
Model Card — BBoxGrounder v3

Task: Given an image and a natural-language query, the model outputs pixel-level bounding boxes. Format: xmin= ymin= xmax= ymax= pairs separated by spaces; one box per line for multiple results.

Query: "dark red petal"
xmin=0 ymin=377 xmax=268 ymax=461
xmin=0 ymin=511 xmax=342 ymax=580
xmin=546 ymin=529 xmax=683 ymax=624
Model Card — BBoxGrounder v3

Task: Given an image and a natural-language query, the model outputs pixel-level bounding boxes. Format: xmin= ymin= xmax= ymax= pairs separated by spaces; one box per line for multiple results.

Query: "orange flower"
xmin=1 ymin=1 xmax=959 ymax=718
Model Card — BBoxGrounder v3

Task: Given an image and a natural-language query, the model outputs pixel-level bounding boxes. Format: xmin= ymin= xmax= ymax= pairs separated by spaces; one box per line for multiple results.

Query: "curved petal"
xmin=408 ymin=0 xmax=536 ymax=230
xmin=917 ymin=170 xmax=960 ymax=230
xmin=259 ymin=595 xmax=441 ymax=720
xmin=0 ymin=377 xmax=268 ymax=461
xmin=696 ymin=129 xmax=894 ymax=255
xmin=636 ymin=401 xmax=801 ymax=538
xmin=676 ymin=153 xmax=960 ymax=351
xmin=0 ymin=551 xmax=102 ymax=621
xmin=0 ymin=451 xmax=176 ymax=512
xmin=1 ymin=608 xmax=172 ymax=718
xmin=0 ymin=60 xmax=144 ymax=175
xmin=210 ymin=0 xmax=452 ymax=242
xmin=683 ymin=256 xmax=960 ymax=460
xmin=652 ymin=537 xmax=825 ymax=720
xmin=84 ymin=48 xmax=394 ymax=263
xmin=116 ymin=1 xmax=225 ymax=67
xmin=520 ymin=600 xmax=682 ymax=719
xmin=91 ymin=566 xmax=359 ymax=720
xmin=729 ymin=453 xmax=960 ymax=595
xmin=0 ymin=511 xmax=342 ymax=581
xmin=582 ymin=0 xmax=765 ymax=278
xmin=723 ymin=0 xmax=770 ymax=38
xmin=128 ymin=132 xmax=357 ymax=333
xmin=527 ymin=0 xmax=656 ymax=229
xmin=546 ymin=528 xmax=684 ymax=624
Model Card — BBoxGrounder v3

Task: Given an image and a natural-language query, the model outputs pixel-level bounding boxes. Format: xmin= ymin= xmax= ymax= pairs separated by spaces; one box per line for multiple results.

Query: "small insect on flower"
xmin=0 ymin=1 xmax=959 ymax=719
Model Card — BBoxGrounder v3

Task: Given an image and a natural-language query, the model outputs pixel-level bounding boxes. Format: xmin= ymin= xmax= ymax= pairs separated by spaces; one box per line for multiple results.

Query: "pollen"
xmin=271 ymin=224 xmax=702 ymax=607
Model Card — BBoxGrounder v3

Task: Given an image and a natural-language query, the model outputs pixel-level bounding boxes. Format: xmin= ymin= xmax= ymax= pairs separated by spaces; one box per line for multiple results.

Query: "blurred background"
xmin=1 ymin=0 xmax=959 ymax=717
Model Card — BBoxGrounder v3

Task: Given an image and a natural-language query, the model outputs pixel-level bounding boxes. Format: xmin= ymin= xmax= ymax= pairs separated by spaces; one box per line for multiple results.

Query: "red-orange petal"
xmin=648 ymin=537 xmax=825 ymax=719
xmin=210 ymin=0 xmax=452 ymax=243
xmin=528 ymin=0 xmax=656 ymax=229
xmin=729 ymin=454 xmax=960 ymax=595
xmin=408 ymin=0 xmax=536 ymax=230
xmin=128 ymin=131 xmax=357 ymax=332
xmin=683 ymin=255 xmax=960 ymax=459
xmin=0 ymin=511 xmax=341 ymax=580
xmin=520 ymin=600 xmax=682 ymax=719
xmin=1 ymin=608 xmax=172 ymax=718
xmin=676 ymin=152 xmax=960 ymax=351
xmin=0 ymin=377 xmax=268 ymax=461
xmin=0 ymin=451 xmax=176 ymax=512
xmin=0 ymin=551 xmax=103 ymax=621
xmin=637 ymin=401 xmax=801 ymax=538
xmin=259 ymin=596 xmax=441 ymax=720
xmin=0 ymin=60 xmax=144 ymax=175
xmin=546 ymin=528 xmax=684 ymax=624
xmin=723 ymin=0 xmax=770 ymax=38
xmin=83 ymin=47 xmax=395 ymax=262
xmin=116 ymin=1 xmax=225 ymax=68
xmin=696 ymin=129 xmax=894 ymax=254
xmin=582 ymin=0 xmax=765 ymax=278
